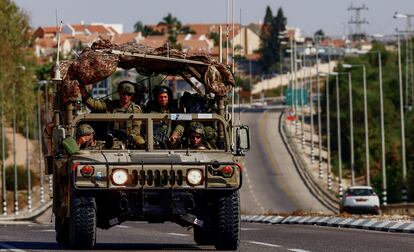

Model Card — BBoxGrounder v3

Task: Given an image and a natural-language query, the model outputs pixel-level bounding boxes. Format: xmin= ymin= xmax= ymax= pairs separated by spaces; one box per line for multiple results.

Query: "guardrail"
xmin=279 ymin=111 xmax=339 ymax=213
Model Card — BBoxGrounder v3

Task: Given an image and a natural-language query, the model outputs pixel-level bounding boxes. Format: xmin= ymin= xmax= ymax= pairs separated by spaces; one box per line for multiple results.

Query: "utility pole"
xmin=348 ymin=4 xmax=369 ymax=41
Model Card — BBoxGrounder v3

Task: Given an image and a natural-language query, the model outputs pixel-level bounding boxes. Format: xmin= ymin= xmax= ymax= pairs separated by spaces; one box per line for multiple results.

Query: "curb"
xmin=0 ymin=201 xmax=52 ymax=222
xmin=242 ymin=214 xmax=414 ymax=234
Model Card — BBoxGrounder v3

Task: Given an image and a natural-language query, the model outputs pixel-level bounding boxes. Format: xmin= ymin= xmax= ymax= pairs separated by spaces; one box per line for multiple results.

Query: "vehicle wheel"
xmin=69 ymin=196 xmax=97 ymax=249
xmin=55 ymin=215 xmax=69 ymax=245
xmin=193 ymin=226 xmax=214 ymax=245
xmin=214 ymin=191 xmax=240 ymax=250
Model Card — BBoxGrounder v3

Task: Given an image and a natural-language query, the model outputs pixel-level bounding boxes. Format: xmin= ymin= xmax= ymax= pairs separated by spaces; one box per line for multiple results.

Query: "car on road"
xmin=340 ymin=186 xmax=380 ymax=214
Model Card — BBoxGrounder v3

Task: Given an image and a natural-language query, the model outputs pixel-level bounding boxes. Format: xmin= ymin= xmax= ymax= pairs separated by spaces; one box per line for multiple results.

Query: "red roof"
xmin=35 ymin=38 xmax=57 ymax=48
xmin=112 ymin=33 xmax=140 ymax=44
xmin=140 ymin=35 xmax=167 ymax=48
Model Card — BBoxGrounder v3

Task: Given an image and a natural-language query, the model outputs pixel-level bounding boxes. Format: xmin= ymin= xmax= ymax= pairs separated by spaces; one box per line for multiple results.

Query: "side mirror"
xmin=235 ymin=125 xmax=250 ymax=155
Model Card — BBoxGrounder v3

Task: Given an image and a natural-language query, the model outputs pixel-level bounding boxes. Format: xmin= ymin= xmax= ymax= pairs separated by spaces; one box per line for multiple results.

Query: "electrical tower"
xmin=348 ymin=3 xmax=369 ymax=41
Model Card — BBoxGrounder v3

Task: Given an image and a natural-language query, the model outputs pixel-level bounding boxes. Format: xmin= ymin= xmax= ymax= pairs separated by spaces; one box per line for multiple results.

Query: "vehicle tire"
xmin=214 ymin=191 xmax=240 ymax=250
xmin=69 ymin=196 xmax=97 ymax=249
xmin=193 ymin=226 xmax=214 ymax=245
xmin=55 ymin=215 xmax=69 ymax=245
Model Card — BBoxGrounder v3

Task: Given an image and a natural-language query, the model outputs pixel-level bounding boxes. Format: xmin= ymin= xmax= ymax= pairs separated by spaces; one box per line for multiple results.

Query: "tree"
xmin=133 ymin=20 xmax=160 ymax=36
xmin=314 ymin=29 xmax=325 ymax=41
xmin=157 ymin=13 xmax=195 ymax=47
xmin=158 ymin=13 xmax=182 ymax=46
xmin=0 ymin=0 xmax=37 ymax=134
xmin=258 ymin=6 xmax=286 ymax=74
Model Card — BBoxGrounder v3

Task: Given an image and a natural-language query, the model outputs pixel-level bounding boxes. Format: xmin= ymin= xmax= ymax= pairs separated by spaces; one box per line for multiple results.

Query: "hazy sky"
xmin=14 ymin=0 xmax=414 ymax=37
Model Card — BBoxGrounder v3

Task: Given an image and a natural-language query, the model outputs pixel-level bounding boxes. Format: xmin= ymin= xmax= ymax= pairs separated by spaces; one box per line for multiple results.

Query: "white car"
xmin=340 ymin=186 xmax=380 ymax=214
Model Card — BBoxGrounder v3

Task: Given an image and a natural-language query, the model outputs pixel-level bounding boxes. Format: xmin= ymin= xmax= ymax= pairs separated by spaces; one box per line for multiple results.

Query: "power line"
xmin=348 ymin=3 xmax=369 ymax=40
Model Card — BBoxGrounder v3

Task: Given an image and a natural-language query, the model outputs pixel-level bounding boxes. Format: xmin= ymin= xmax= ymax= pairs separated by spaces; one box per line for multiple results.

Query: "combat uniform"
xmin=82 ymin=82 xmax=145 ymax=145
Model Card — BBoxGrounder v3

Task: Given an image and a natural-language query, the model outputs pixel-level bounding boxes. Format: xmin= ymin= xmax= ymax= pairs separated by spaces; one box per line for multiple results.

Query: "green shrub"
xmin=5 ymin=165 xmax=38 ymax=191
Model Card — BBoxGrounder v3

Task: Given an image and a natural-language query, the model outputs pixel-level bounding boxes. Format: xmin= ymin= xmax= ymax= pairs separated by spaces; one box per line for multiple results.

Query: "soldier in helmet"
xmin=76 ymin=123 xmax=99 ymax=150
xmin=146 ymin=85 xmax=184 ymax=147
xmin=187 ymin=122 xmax=211 ymax=150
xmin=79 ymin=81 xmax=145 ymax=147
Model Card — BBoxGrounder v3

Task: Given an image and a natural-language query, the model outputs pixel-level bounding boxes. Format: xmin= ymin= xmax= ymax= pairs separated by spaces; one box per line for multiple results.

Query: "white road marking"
xmin=38 ymin=229 xmax=55 ymax=232
xmin=241 ymin=228 xmax=261 ymax=231
xmin=288 ymin=249 xmax=312 ymax=252
xmin=116 ymin=225 xmax=130 ymax=229
xmin=0 ymin=243 xmax=26 ymax=252
xmin=166 ymin=232 xmax=190 ymax=237
xmin=247 ymin=241 xmax=281 ymax=248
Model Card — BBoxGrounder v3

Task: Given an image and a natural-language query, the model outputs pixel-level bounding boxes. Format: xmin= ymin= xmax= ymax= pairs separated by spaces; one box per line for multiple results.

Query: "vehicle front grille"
xmin=131 ymin=169 xmax=185 ymax=187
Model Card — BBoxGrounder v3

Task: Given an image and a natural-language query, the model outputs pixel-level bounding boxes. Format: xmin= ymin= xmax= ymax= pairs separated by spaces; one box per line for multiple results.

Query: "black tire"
xmin=69 ymin=196 xmax=97 ymax=249
xmin=214 ymin=191 xmax=240 ymax=250
xmin=194 ymin=226 xmax=214 ymax=245
xmin=55 ymin=215 xmax=69 ymax=245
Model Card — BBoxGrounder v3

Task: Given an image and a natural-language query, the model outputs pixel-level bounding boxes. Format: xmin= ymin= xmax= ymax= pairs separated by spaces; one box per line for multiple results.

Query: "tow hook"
xmin=180 ymin=214 xmax=204 ymax=227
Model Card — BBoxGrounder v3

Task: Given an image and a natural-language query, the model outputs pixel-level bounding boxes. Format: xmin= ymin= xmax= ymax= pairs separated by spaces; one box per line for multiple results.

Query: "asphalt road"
xmin=239 ymin=109 xmax=329 ymax=214
xmin=1 ymin=220 xmax=413 ymax=252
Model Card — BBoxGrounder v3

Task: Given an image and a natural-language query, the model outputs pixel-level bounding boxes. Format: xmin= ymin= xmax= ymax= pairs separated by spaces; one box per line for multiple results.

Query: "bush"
xmin=5 ymin=165 xmax=38 ymax=191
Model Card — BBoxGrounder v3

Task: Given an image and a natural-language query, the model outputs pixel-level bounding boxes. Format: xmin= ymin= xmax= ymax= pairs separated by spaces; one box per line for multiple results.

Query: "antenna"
xmin=53 ymin=9 xmax=62 ymax=81
xmin=348 ymin=3 xmax=369 ymax=41
xmin=238 ymin=8 xmax=242 ymax=123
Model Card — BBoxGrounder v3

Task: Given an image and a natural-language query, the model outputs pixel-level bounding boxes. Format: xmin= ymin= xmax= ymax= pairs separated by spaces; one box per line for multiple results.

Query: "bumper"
xmin=341 ymin=205 xmax=380 ymax=214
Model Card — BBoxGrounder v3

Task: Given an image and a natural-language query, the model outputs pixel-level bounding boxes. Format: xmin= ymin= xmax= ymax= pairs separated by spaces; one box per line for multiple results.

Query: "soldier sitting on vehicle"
xmin=187 ymin=122 xmax=212 ymax=150
xmin=80 ymin=81 xmax=145 ymax=147
xmin=76 ymin=123 xmax=101 ymax=150
xmin=146 ymin=85 xmax=184 ymax=148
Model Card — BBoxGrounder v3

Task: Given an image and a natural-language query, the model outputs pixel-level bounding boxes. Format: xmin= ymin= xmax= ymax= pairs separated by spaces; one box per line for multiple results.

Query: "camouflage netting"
xmin=57 ymin=39 xmax=234 ymax=102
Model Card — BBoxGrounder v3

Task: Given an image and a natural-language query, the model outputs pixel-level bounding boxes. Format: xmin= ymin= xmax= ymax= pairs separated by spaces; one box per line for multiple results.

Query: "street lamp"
xmin=342 ymin=63 xmax=370 ymax=186
xmin=331 ymin=71 xmax=346 ymax=197
xmin=346 ymin=72 xmax=355 ymax=186
xmin=1 ymin=71 xmax=6 ymax=216
xmin=397 ymin=34 xmax=408 ymax=203
xmin=13 ymin=65 xmax=26 ymax=215
xmin=394 ymin=12 xmax=414 ymax=110
xmin=319 ymin=72 xmax=332 ymax=190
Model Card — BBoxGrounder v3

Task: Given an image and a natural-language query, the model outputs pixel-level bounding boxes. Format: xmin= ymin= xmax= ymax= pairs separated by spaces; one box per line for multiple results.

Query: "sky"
xmin=13 ymin=0 xmax=414 ymax=37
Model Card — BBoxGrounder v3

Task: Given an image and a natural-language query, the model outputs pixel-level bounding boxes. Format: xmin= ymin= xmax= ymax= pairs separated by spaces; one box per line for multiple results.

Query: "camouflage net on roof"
xmin=58 ymin=39 xmax=235 ymax=102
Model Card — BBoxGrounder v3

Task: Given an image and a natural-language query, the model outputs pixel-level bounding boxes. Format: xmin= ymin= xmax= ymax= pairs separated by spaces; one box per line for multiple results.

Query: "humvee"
xmin=47 ymin=41 xmax=250 ymax=250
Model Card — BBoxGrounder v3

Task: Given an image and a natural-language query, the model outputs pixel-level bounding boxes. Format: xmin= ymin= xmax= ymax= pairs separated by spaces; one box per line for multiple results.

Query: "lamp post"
xmin=397 ymin=34 xmax=408 ymax=203
xmin=1 ymin=74 xmax=6 ymax=216
xmin=316 ymin=49 xmax=323 ymax=178
xmin=347 ymin=72 xmax=355 ymax=186
xmin=332 ymin=72 xmax=345 ymax=197
xmin=13 ymin=65 xmax=26 ymax=215
xmin=319 ymin=72 xmax=332 ymax=190
xmin=342 ymin=63 xmax=370 ymax=186
xmin=394 ymin=12 xmax=414 ymax=110
xmin=37 ymin=81 xmax=47 ymax=204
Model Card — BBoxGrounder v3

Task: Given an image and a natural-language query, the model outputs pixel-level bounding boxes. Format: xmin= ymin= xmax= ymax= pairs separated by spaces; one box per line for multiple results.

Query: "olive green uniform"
xmin=82 ymin=93 xmax=144 ymax=145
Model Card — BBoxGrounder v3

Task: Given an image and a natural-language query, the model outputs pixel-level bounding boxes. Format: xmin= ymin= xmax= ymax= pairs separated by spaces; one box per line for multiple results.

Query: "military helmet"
xmin=188 ymin=122 xmax=204 ymax=136
xmin=76 ymin=123 xmax=94 ymax=137
xmin=117 ymin=81 xmax=135 ymax=95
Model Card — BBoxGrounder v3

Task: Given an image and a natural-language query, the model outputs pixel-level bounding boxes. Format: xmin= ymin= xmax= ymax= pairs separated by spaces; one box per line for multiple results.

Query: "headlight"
xmin=187 ymin=169 xmax=203 ymax=186
xmin=111 ymin=169 xmax=128 ymax=185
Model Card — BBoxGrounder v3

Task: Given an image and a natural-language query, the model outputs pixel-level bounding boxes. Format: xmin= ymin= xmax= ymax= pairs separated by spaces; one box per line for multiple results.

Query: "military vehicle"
xmin=47 ymin=40 xmax=250 ymax=250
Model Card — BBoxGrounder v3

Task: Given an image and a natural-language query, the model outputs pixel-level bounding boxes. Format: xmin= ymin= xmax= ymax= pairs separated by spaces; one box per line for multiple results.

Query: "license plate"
xmin=356 ymin=198 xmax=367 ymax=202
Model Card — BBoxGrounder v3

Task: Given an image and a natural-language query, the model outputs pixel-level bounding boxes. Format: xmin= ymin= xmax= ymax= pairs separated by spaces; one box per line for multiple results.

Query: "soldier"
xmin=146 ymin=85 xmax=184 ymax=147
xmin=80 ymin=81 xmax=145 ymax=146
xmin=76 ymin=123 xmax=99 ymax=150
xmin=187 ymin=122 xmax=211 ymax=150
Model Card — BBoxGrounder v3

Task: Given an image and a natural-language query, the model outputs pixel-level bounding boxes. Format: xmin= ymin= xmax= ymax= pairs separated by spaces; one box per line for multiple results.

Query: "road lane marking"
xmin=116 ymin=225 xmax=130 ymax=229
xmin=247 ymin=241 xmax=281 ymax=248
xmin=166 ymin=233 xmax=190 ymax=237
xmin=0 ymin=243 xmax=26 ymax=252
xmin=38 ymin=229 xmax=55 ymax=232
xmin=288 ymin=249 xmax=312 ymax=252
xmin=241 ymin=228 xmax=261 ymax=231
